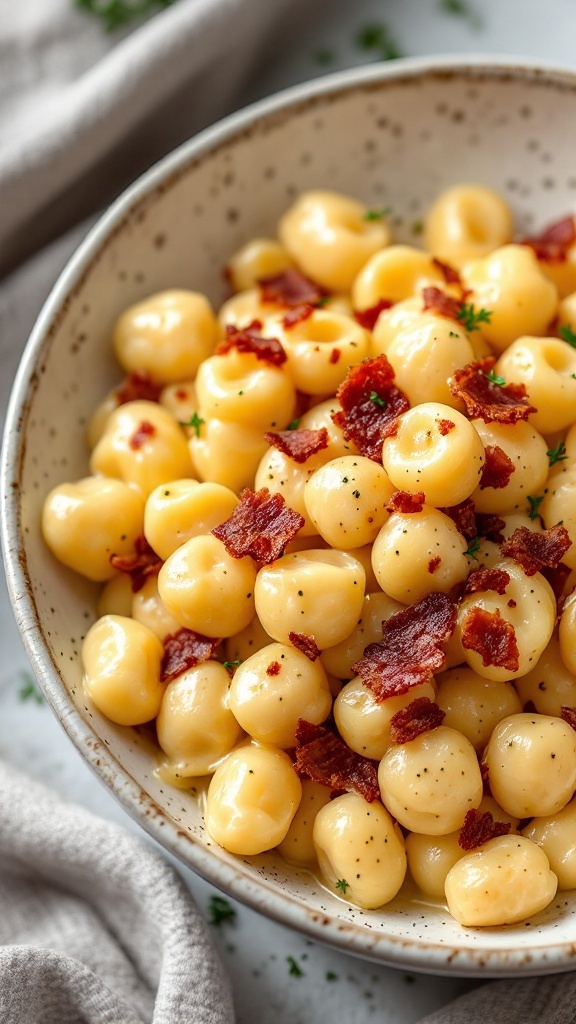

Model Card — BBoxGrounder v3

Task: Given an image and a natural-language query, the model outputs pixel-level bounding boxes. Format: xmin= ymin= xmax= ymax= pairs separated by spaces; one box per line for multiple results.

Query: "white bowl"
xmin=4 ymin=56 xmax=576 ymax=977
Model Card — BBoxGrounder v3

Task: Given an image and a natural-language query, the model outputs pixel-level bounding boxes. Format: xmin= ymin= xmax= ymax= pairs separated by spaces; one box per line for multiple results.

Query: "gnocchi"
xmin=41 ymin=184 xmax=576 ymax=930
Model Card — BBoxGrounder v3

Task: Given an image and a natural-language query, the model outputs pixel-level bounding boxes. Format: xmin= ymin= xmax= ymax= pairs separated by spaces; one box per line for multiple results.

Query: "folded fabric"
xmin=0 ymin=759 xmax=234 ymax=1024
xmin=0 ymin=0 xmax=307 ymax=279
xmin=418 ymin=972 xmax=576 ymax=1024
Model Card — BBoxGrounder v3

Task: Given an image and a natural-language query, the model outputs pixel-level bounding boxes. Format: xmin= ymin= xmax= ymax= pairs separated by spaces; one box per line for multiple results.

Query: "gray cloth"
xmin=418 ymin=975 xmax=576 ymax=1024
xmin=0 ymin=759 xmax=234 ymax=1023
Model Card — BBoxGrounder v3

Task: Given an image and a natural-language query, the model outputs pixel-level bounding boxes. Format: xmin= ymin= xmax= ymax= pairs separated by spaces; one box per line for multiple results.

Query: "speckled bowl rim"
xmin=4 ymin=54 xmax=576 ymax=977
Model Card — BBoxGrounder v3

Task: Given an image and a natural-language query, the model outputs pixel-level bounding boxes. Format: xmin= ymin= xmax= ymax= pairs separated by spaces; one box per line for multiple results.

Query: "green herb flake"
xmin=464 ymin=536 xmax=481 ymax=560
xmin=315 ymin=48 xmax=335 ymax=66
xmin=74 ymin=0 xmax=176 ymax=32
xmin=287 ymin=956 xmax=304 ymax=977
xmin=457 ymin=302 xmax=493 ymax=332
xmin=547 ymin=440 xmax=568 ymax=466
xmin=363 ymin=206 xmax=391 ymax=221
xmin=222 ymin=659 xmax=241 ymax=670
xmin=558 ymin=323 xmax=576 ymax=349
xmin=286 ymin=418 xmax=300 ymax=430
xmin=179 ymin=410 xmax=205 ymax=437
xmin=527 ymin=495 xmax=544 ymax=520
xmin=335 ymin=877 xmax=350 ymax=894
xmin=326 ymin=971 xmax=338 ymax=981
xmin=208 ymin=895 xmax=237 ymax=927
xmin=411 ymin=220 xmax=424 ymax=236
xmin=484 ymin=369 xmax=506 ymax=387
xmin=369 ymin=391 xmax=386 ymax=408
xmin=438 ymin=0 xmax=483 ymax=29
xmin=18 ymin=673 xmax=44 ymax=705
xmin=355 ymin=22 xmax=403 ymax=61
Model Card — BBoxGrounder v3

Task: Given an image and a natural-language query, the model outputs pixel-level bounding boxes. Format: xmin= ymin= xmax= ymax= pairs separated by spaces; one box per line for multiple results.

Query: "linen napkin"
xmin=0 ymin=758 xmax=234 ymax=1024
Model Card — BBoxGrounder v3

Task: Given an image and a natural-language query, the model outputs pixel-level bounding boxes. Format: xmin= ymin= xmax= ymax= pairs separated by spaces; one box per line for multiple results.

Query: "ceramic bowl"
xmin=4 ymin=56 xmax=576 ymax=977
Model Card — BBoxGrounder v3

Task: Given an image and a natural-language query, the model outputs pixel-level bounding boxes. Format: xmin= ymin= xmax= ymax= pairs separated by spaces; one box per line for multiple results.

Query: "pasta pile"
xmin=42 ymin=184 xmax=576 ymax=928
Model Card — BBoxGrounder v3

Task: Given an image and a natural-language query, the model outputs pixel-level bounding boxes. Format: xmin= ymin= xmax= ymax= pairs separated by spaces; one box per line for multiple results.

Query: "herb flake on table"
xmin=18 ymin=673 xmax=44 ymax=705
xmin=355 ymin=22 xmax=403 ymax=61
xmin=287 ymin=955 xmax=304 ymax=977
xmin=208 ymin=894 xmax=237 ymax=927
xmin=438 ymin=0 xmax=483 ymax=30
xmin=74 ymin=0 xmax=177 ymax=32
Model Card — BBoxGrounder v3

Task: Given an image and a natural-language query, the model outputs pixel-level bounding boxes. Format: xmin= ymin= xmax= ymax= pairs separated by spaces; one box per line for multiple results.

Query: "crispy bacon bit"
xmin=282 ymin=304 xmax=315 ymax=329
xmin=266 ymin=660 xmax=281 ymax=676
xmin=353 ymin=298 xmax=394 ymax=330
xmin=353 ymin=592 xmax=456 ymax=701
xmin=458 ymin=809 xmax=511 ymax=851
xmin=480 ymin=445 xmax=515 ymax=490
xmin=432 ymin=258 xmax=461 ymax=285
xmin=216 ymin=320 xmax=287 ymax=367
xmin=438 ymin=418 xmax=455 ymax=436
xmin=332 ymin=355 xmax=410 ymax=462
xmin=428 ymin=556 xmax=441 ymax=574
xmin=475 ymin=513 xmax=506 ymax=544
xmin=441 ymin=498 xmax=477 ymax=540
xmin=289 ymin=631 xmax=320 ymax=661
xmin=129 ymin=420 xmax=156 ymax=450
xmin=389 ymin=696 xmax=446 ymax=744
xmin=463 ymin=568 xmax=511 ymax=596
xmin=501 ymin=524 xmax=572 ymax=577
xmin=386 ymin=491 xmax=426 ymax=514
xmin=295 ymin=720 xmax=380 ymax=803
xmin=422 ymin=286 xmax=462 ymax=320
xmin=449 ymin=356 xmax=536 ymax=423
xmin=264 ymin=427 xmax=329 ymax=464
xmin=110 ymin=535 xmax=163 ymax=593
xmin=461 ymin=607 xmax=519 ymax=671
xmin=521 ymin=215 xmax=576 ymax=263
xmin=212 ymin=487 xmax=304 ymax=564
xmin=116 ymin=371 xmax=162 ymax=405
xmin=160 ymin=629 xmax=221 ymax=683
xmin=329 ymin=347 xmax=341 ymax=364
xmin=258 ymin=268 xmax=325 ymax=308
xmin=561 ymin=707 xmax=576 ymax=731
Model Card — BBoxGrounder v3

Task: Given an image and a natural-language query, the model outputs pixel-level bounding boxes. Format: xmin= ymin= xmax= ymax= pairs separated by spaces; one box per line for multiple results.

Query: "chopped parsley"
xmin=558 ymin=323 xmax=576 ymax=349
xmin=438 ymin=0 xmax=483 ymax=29
xmin=335 ymin=877 xmax=350 ymax=894
xmin=74 ymin=0 xmax=176 ymax=31
xmin=179 ymin=411 xmax=205 ymax=437
xmin=369 ymin=391 xmax=386 ymax=407
xmin=356 ymin=22 xmax=403 ymax=61
xmin=363 ymin=206 xmax=391 ymax=221
xmin=222 ymin=659 xmax=241 ymax=670
xmin=286 ymin=418 xmax=301 ymax=430
xmin=411 ymin=220 xmax=424 ymax=236
xmin=326 ymin=971 xmax=339 ymax=981
xmin=457 ymin=302 xmax=493 ymax=332
xmin=287 ymin=956 xmax=304 ymax=977
xmin=315 ymin=49 xmax=335 ymax=66
xmin=18 ymin=673 xmax=44 ymax=705
xmin=484 ymin=369 xmax=506 ymax=387
xmin=208 ymin=895 xmax=237 ymax=927
xmin=527 ymin=495 xmax=544 ymax=520
xmin=464 ymin=536 xmax=481 ymax=560
xmin=547 ymin=440 xmax=568 ymax=466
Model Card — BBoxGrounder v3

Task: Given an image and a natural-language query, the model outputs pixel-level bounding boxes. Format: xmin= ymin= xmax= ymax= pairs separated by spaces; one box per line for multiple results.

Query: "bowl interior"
xmin=5 ymin=59 xmax=576 ymax=975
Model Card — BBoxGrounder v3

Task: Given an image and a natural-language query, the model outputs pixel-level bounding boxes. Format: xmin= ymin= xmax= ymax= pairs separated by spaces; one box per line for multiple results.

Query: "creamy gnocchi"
xmin=42 ymin=183 xmax=576 ymax=929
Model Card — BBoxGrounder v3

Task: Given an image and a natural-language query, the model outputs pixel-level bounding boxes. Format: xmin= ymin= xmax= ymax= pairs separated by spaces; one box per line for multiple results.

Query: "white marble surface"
xmin=2 ymin=1 xmax=576 ymax=1020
